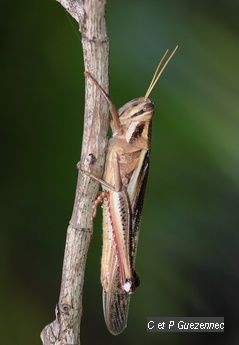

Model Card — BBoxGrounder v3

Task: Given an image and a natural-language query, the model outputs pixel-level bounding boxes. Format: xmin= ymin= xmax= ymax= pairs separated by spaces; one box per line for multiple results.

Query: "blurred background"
xmin=1 ymin=0 xmax=239 ymax=344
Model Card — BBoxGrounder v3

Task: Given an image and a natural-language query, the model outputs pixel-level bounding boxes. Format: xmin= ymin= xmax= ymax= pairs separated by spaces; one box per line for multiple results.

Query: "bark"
xmin=41 ymin=1 xmax=109 ymax=344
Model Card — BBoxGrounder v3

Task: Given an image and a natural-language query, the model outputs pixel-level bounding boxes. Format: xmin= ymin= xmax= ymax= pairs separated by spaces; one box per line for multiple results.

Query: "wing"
xmin=127 ymin=149 xmax=150 ymax=265
xmin=101 ymin=199 xmax=130 ymax=335
xmin=102 ymin=273 xmax=130 ymax=335
xmin=102 ymin=148 xmax=150 ymax=335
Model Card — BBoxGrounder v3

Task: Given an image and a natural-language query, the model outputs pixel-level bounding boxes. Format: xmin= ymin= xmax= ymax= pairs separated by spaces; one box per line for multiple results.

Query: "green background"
xmin=1 ymin=0 xmax=239 ymax=344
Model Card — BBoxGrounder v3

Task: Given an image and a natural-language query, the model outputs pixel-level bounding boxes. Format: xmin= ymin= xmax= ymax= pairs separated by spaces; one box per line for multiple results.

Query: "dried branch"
xmin=41 ymin=1 xmax=109 ymax=344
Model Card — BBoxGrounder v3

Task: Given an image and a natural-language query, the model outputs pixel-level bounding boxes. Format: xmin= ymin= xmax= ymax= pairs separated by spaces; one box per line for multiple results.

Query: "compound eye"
xmin=143 ymin=103 xmax=154 ymax=112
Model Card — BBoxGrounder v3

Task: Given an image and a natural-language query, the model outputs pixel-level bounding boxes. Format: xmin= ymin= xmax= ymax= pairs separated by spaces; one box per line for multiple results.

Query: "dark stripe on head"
xmin=131 ymin=109 xmax=145 ymax=118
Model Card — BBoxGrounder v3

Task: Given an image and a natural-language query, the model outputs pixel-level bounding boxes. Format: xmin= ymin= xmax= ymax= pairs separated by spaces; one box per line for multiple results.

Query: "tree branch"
xmin=41 ymin=1 xmax=109 ymax=344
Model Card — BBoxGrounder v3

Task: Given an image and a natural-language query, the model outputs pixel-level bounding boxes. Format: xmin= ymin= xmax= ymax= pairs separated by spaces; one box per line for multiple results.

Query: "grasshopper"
xmin=80 ymin=46 xmax=178 ymax=335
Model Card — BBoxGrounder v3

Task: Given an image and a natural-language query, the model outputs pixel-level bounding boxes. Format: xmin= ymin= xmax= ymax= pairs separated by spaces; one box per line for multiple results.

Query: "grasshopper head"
xmin=115 ymin=98 xmax=154 ymax=143
xmin=115 ymin=46 xmax=178 ymax=136
xmin=119 ymin=97 xmax=154 ymax=124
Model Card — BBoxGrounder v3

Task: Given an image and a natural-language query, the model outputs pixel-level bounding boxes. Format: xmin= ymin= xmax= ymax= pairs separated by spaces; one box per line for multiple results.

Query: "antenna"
xmin=144 ymin=45 xmax=178 ymax=100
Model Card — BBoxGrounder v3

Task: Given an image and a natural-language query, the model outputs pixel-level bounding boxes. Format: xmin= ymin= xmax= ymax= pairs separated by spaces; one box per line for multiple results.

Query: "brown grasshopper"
xmin=80 ymin=46 xmax=178 ymax=335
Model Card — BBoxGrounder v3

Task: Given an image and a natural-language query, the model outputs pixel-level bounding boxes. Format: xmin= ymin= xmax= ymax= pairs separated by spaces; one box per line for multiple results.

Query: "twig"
xmin=41 ymin=1 xmax=109 ymax=344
